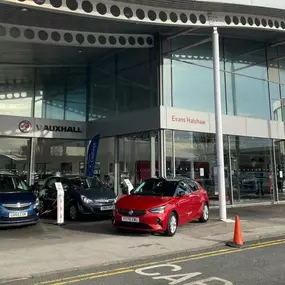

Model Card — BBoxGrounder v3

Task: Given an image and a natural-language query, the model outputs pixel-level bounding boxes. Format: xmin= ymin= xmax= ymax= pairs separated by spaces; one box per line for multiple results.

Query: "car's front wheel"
xmin=164 ymin=212 xmax=178 ymax=237
xmin=199 ymin=203 xmax=209 ymax=223
xmin=38 ymin=200 xmax=45 ymax=216
xmin=68 ymin=204 xmax=79 ymax=221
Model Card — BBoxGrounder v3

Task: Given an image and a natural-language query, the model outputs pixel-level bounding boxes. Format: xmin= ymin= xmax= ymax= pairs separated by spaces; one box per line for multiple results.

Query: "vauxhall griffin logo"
xmin=19 ymin=120 xmax=32 ymax=133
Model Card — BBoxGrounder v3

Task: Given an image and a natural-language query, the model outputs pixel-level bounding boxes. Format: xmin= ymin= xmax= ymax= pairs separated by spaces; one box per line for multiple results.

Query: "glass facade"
xmin=0 ymin=138 xmax=30 ymax=181
xmin=163 ymin=35 xmax=285 ymax=120
xmin=33 ymin=138 xmax=86 ymax=181
xmin=0 ymin=48 xmax=158 ymax=121
xmin=89 ymin=48 xmax=158 ymax=120
xmin=1 ymin=32 xmax=285 ymax=206
xmin=164 ymin=130 xmax=275 ymax=204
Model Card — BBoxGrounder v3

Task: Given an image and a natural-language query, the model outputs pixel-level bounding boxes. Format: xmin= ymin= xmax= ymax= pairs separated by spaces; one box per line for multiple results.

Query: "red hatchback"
xmin=112 ymin=178 xmax=209 ymax=236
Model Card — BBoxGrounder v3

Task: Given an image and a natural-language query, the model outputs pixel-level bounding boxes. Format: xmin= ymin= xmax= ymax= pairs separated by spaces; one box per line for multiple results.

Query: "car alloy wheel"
xmin=164 ymin=212 xmax=177 ymax=237
xmin=39 ymin=200 xmax=45 ymax=215
xmin=170 ymin=215 xmax=177 ymax=234
xmin=69 ymin=204 xmax=77 ymax=220
xmin=199 ymin=204 xmax=209 ymax=223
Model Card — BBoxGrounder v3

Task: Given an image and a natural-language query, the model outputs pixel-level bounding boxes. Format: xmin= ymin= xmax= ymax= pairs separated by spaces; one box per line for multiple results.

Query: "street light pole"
xmin=212 ymin=27 xmax=227 ymax=221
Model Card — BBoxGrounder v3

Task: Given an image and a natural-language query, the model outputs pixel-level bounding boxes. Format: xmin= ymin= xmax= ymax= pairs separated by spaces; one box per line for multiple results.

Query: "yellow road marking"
xmin=35 ymin=238 xmax=285 ymax=285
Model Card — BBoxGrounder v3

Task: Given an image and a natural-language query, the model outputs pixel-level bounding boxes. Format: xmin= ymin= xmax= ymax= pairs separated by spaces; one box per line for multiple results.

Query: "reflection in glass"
xmin=35 ymin=67 xmax=86 ymax=121
xmin=89 ymin=49 xmax=158 ymax=121
xmin=230 ymin=136 xmax=273 ymax=203
xmin=118 ymin=132 xmax=158 ymax=193
xmin=172 ymin=131 xmax=230 ymax=204
xmin=96 ymin=137 xmax=115 ymax=191
xmin=167 ymin=36 xmax=226 ymax=113
xmin=34 ymin=139 xmax=86 ymax=181
xmin=224 ymin=39 xmax=269 ymax=119
xmin=0 ymin=67 xmax=33 ymax=116
xmin=0 ymin=138 xmax=30 ymax=181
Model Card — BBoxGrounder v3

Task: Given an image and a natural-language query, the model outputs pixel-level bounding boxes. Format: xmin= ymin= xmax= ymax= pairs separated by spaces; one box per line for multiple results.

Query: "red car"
xmin=112 ymin=178 xmax=209 ymax=236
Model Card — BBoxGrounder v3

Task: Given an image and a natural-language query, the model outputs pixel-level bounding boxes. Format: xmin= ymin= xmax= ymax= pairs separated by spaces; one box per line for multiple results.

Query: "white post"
xmin=150 ymin=131 xmax=156 ymax=178
xmin=212 ymin=27 xmax=227 ymax=221
xmin=55 ymin=182 xmax=65 ymax=225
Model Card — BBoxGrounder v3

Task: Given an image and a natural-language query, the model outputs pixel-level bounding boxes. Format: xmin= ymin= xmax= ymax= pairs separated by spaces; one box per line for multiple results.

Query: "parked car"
xmin=0 ymin=172 xmax=39 ymax=227
xmin=112 ymin=178 xmax=209 ymax=236
xmin=38 ymin=176 xmax=116 ymax=220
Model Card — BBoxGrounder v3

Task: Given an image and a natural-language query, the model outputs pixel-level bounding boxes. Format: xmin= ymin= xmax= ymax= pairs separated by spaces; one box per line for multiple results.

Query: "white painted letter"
xmin=185 ymin=277 xmax=233 ymax=285
xmin=135 ymin=264 xmax=182 ymax=277
xmin=153 ymin=272 xmax=202 ymax=284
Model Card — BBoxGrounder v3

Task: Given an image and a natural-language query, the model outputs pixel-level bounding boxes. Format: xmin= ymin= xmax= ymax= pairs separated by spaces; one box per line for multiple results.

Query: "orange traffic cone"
xmin=226 ymin=215 xmax=245 ymax=248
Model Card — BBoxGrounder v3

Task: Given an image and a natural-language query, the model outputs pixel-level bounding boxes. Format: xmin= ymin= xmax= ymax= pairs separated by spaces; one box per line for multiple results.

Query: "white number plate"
xmin=122 ymin=216 xmax=140 ymax=223
xmin=9 ymin=212 xmax=28 ymax=218
xmin=100 ymin=205 xmax=114 ymax=211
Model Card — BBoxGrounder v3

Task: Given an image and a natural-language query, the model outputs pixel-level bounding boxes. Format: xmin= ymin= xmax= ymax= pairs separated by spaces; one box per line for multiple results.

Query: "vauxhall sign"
xmin=36 ymin=125 xmax=82 ymax=133
xmin=18 ymin=120 xmax=82 ymax=133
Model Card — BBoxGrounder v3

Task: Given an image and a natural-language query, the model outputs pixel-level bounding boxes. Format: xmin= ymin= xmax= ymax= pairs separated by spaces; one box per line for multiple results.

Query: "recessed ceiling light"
xmin=20 ymin=7 xmax=29 ymax=12
xmin=78 ymin=50 xmax=82 ymax=53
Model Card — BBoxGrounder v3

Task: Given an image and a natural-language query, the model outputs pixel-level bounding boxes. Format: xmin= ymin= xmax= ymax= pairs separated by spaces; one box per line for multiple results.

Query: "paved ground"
xmin=6 ymin=236 xmax=285 ymax=285
xmin=1 ymin=204 xmax=285 ymax=283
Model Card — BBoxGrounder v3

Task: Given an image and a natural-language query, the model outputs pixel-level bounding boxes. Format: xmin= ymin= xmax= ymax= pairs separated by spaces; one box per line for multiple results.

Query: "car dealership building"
xmin=1 ymin=0 xmax=285 ymax=208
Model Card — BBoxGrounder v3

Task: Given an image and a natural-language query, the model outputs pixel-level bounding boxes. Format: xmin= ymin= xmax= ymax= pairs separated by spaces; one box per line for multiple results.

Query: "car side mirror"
xmin=177 ymin=190 xmax=185 ymax=197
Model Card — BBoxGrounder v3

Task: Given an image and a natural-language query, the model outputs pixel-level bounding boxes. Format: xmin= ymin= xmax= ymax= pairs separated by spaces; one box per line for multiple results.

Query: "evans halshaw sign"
xmin=18 ymin=120 xmax=82 ymax=133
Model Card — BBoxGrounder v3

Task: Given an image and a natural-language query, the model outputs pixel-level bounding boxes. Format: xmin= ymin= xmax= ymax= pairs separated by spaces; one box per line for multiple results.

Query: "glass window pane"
xmin=230 ymin=136 xmax=273 ymax=203
xmin=35 ymin=68 xmax=65 ymax=120
xmin=225 ymin=39 xmax=270 ymax=119
xmin=34 ymin=139 xmax=86 ymax=180
xmin=173 ymin=131 xmax=230 ymax=204
xmin=277 ymin=46 xmax=285 ymax=85
xmin=0 ymin=67 xmax=33 ymax=116
xmin=169 ymin=36 xmax=226 ymax=113
xmin=0 ymin=138 xmax=30 ymax=181
xmin=65 ymin=68 xmax=86 ymax=121
xmin=226 ymin=73 xmax=270 ymax=119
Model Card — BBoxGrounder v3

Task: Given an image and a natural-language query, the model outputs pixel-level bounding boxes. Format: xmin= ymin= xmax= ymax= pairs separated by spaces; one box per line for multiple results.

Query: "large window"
xmin=89 ymin=49 xmax=158 ymax=121
xmin=224 ymin=39 xmax=270 ymax=119
xmin=35 ymin=67 xmax=87 ymax=121
xmin=0 ymin=138 xmax=30 ymax=181
xmin=34 ymin=139 xmax=86 ymax=182
xmin=0 ymin=67 xmax=34 ymax=116
xmin=165 ymin=130 xmax=230 ymax=203
xmin=163 ymin=36 xmax=285 ymax=121
xmin=229 ymin=136 xmax=273 ymax=203
xmin=164 ymin=36 xmax=226 ymax=113
xmin=118 ymin=131 xmax=158 ymax=192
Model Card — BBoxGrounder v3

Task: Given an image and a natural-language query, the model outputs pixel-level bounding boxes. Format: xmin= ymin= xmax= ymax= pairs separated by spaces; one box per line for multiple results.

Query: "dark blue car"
xmin=0 ymin=173 xmax=39 ymax=227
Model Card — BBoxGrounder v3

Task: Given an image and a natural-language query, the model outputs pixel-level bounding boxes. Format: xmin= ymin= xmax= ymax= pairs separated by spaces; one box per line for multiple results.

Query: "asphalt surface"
xmin=6 ymin=236 xmax=285 ymax=285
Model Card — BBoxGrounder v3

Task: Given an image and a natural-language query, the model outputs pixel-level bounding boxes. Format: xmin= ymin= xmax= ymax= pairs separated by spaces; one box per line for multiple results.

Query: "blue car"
xmin=0 ymin=173 xmax=39 ymax=227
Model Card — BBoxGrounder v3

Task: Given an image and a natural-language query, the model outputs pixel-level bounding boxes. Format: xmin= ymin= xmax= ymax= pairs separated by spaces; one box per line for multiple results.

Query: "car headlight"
xmin=149 ymin=206 xmax=166 ymax=214
xmin=81 ymin=195 xmax=93 ymax=204
xmin=34 ymin=198 xmax=39 ymax=209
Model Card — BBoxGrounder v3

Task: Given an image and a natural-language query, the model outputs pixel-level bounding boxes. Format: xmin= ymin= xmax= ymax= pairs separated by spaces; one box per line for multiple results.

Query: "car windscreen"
xmin=0 ymin=176 xmax=29 ymax=193
xmin=133 ymin=180 xmax=178 ymax=197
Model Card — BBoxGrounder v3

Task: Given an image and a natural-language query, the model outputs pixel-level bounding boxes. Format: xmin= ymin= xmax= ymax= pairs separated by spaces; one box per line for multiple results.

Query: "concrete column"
xmin=212 ymin=27 xmax=227 ymax=221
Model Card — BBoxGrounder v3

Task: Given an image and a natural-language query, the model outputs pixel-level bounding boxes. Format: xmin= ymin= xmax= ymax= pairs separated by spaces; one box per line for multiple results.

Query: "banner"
xmin=86 ymin=134 xmax=100 ymax=177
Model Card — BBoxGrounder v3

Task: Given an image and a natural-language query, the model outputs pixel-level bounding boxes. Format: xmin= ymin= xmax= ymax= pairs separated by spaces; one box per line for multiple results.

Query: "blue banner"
xmin=86 ymin=134 xmax=100 ymax=177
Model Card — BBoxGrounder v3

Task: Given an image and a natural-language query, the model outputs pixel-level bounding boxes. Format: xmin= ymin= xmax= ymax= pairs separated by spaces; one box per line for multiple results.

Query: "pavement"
xmin=1 ymin=204 xmax=285 ymax=283
xmin=6 ymin=236 xmax=285 ymax=285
